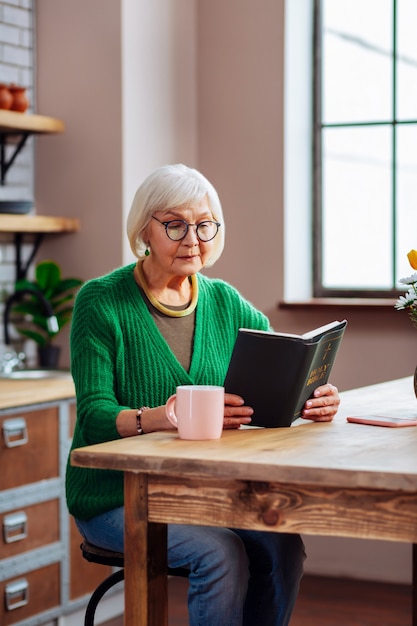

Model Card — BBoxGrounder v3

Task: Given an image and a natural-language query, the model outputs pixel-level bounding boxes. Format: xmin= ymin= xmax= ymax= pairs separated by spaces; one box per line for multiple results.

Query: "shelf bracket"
xmin=0 ymin=132 xmax=30 ymax=185
xmin=14 ymin=232 xmax=44 ymax=281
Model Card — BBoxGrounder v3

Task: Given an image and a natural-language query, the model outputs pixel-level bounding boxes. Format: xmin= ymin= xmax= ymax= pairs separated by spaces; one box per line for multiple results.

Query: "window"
xmin=313 ymin=0 xmax=417 ymax=297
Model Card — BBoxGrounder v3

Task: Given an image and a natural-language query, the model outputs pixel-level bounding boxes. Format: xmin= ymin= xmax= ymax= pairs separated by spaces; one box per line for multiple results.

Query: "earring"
xmin=145 ymin=245 xmax=150 ymax=257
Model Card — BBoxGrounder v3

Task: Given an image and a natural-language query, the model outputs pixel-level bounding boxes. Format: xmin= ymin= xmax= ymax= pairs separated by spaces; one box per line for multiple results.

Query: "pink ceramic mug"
xmin=165 ymin=385 xmax=225 ymax=440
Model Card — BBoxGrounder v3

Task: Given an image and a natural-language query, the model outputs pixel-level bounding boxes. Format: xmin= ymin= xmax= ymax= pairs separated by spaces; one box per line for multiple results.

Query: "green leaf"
xmin=15 ymin=278 xmax=38 ymax=292
xmin=54 ymin=278 xmax=83 ymax=294
xmin=12 ymin=301 xmax=44 ymax=317
xmin=35 ymin=261 xmax=61 ymax=292
xmin=50 ymin=294 xmax=76 ymax=310
xmin=15 ymin=328 xmax=48 ymax=347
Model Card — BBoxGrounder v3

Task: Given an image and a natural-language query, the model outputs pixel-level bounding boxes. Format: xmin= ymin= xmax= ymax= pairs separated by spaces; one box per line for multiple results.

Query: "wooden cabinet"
xmin=0 ymin=563 xmax=61 ymax=626
xmin=0 ymin=404 xmax=63 ymax=625
xmin=1 ymin=500 xmax=60 ymax=559
xmin=0 ymin=394 xmax=114 ymax=625
xmin=0 ymin=407 xmax=59 ymax=490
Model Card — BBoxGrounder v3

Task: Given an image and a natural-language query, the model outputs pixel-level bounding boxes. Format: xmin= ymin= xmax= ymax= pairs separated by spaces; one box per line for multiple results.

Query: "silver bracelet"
xmin=136 ymin=406 xmax=150 ymax=435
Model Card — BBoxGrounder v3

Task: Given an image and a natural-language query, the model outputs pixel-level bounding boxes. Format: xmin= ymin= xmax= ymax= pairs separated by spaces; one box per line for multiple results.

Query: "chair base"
xmin=84 ymin=568 xmax=124 ymax=626
xmin=80 ymin=540 xmax=189 ymax=626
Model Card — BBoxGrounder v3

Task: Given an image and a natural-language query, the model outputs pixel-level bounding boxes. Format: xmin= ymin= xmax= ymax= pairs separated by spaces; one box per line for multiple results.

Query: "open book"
xmin=224 ymin=319 xmax=347 ymax=428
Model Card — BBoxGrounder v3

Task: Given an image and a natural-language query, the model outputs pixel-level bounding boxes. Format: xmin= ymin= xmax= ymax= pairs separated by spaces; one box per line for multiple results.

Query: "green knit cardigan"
xmin=66 ymin=263 xmax=269 ymax=520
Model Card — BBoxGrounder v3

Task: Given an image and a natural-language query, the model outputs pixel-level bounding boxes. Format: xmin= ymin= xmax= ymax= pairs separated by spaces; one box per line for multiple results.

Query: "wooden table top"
xmin=0 ymin=375 xmax=75 ymax=409
xmin=72 ymin=377 xmax=417 ymax=493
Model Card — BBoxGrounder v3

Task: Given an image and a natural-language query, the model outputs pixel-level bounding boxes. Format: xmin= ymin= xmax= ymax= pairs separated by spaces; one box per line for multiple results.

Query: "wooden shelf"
xmin=0 ymin=214 xmax=80 ymax=280
xmin=0 ymin=111 xmax=72 ymax=277
xmin=0 ymin=214 xmax=79 ymax=234
xmin=0 ymin=110 xmax=64 ymax=184
xmin=0 ymin=109 xmax=64 ymax=135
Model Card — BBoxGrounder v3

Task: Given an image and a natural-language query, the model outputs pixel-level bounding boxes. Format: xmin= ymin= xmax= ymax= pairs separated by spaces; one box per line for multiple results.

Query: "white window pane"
xmin=322 ymin=126 xmax=392 ymax=289
xmin=323 ymin=0 xmax=392 ymax=123
xmin=396 ymin=124 xmax=417 ymax=282
xmin=397 ymin=0 xmax=417 ymax=120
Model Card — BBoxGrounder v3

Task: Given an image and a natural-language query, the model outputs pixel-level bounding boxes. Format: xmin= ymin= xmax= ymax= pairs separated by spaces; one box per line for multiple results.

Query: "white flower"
xmin=395 ymin=249 xmax=417 ymax=329
xmin=395 ymin=292 xmax=416 ymax=310
xmin=399 ymin=272 xmax=417 ymax=285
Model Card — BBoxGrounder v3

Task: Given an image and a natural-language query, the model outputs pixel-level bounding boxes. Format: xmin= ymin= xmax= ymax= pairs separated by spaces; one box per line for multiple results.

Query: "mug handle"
xmin=165 ymin=394 xmax=178 ymax=428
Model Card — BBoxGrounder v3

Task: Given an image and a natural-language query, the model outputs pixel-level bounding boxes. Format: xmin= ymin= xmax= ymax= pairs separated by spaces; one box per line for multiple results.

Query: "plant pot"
xmin=38 ymin=345 xmax=61 ymax=369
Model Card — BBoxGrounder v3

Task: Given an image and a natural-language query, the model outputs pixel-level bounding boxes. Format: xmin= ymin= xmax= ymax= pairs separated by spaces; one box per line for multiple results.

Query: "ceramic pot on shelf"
xmin=9 ymin=85 xmax=29 ymax=113
xmin=0 ymin=84 xmax=13 ymax=110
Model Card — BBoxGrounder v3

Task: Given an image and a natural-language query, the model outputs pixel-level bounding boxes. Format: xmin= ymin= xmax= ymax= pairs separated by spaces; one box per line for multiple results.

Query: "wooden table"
xmin=71 ymin=377 xmax=417 ymax=625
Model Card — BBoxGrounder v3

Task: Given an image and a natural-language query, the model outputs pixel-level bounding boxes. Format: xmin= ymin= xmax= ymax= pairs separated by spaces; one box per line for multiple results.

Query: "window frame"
xmin=312 ymin=0 xmax=415 ymax=299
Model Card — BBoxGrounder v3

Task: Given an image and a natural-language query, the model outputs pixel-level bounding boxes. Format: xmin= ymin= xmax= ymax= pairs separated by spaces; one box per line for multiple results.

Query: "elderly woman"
xmin=66 ymin=164 xmax=340 ymax=626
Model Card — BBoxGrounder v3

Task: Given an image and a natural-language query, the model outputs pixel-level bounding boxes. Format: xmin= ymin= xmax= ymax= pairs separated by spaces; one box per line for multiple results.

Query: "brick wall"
xmin=0 ymin=0 xmax=35 ymax=353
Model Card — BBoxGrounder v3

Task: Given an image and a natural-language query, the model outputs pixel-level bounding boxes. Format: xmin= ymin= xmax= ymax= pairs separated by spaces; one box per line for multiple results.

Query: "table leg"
xmin=413 ymin=543 xmax=416 ymax=626
xmin=124 ymin=472 xmax=168 ymax=626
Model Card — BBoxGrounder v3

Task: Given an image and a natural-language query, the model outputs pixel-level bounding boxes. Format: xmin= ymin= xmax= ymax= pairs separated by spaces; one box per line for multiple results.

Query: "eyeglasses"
xmin=152 ymin=216 xmax=221 ymax=242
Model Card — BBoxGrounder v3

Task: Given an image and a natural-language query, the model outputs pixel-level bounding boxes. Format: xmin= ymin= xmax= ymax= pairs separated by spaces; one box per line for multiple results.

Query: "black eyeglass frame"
xmin=152 ymin=215 xmax=221 ymax=242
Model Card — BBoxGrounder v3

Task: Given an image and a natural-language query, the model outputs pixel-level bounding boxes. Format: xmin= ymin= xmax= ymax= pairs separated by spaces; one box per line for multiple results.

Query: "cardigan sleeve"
xmin=70 ymin=280 xmax=127 ymax=445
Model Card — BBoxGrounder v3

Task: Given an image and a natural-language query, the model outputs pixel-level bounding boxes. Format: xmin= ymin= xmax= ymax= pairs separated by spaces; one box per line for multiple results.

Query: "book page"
xmin=301 ymin=320 xmax=345 ymax=340
xmin=239 ymin=320 xmax=345 ymax=342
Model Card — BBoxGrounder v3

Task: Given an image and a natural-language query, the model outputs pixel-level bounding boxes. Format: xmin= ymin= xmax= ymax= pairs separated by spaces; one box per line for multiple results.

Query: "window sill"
xmin=279 ymin=298 xmax=397 ymax=310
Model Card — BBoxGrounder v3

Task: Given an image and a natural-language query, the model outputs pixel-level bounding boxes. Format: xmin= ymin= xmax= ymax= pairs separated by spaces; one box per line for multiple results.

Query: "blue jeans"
xmin=75 ymin=507 xmax=305 ymax=626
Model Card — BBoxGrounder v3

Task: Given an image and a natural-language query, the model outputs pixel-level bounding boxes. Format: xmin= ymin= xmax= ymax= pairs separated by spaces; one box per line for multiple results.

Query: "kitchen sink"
xmin=0 ymin=369 xmax=71 ymax=380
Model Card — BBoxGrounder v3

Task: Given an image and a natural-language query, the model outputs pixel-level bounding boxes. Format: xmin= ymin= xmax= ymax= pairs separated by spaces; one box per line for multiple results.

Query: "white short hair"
xmin=127 ymin=164 xmax=225 ymax=267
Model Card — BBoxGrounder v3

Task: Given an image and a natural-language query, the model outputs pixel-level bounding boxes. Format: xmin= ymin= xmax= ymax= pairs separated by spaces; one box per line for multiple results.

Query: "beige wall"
xmin=34 ymin=0 xmax=413 ymax=584
xmin=35 ymin=0 xmax=416 ymax=391
xmin=35 ymin=0 xmax=123 ymax=287
xmin=196 ymin=0 xmax=416 ymax=392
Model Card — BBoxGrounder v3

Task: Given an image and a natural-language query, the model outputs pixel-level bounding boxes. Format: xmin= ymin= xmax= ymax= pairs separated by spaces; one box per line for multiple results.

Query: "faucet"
xmin=0 ymin=347 xmax=26 ymax=374
xmin=3 ymin=288 xmax=59 ymax=347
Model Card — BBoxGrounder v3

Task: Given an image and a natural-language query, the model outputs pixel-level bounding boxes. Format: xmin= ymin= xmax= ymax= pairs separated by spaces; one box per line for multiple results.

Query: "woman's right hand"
xmin=223 ymin=393 xmax=254 ymax=429
xmin=116 ymin=405 xmax=176 ymax=437
xmin=117 ymin=395 xmax=254 ymax=436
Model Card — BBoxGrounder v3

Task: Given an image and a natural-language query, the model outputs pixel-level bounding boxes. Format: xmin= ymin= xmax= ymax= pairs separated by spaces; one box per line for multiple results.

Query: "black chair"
xmin=80 ymin=540 xmax=189 ymax=626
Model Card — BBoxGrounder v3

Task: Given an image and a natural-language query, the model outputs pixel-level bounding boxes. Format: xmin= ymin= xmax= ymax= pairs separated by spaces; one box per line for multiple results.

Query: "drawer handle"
xmin=5 ymin=578 xmax=29 ymax=611
xmin=2 ymin=417 xmax=28 ymax=447
xmin=3 ymin=511 xmax=28 ymax=543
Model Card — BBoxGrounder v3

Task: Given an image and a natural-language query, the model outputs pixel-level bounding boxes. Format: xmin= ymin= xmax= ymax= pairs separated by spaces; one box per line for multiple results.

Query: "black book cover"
xmin=224 ymin=319 xmax=347 ymax=428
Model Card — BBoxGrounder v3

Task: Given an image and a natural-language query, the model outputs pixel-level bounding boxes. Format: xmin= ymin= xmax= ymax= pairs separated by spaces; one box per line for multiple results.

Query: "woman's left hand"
xmin=223 ymin=393 xmax=254 ymax=429
xmin=301 ymin=383 xmax=340 ymax=422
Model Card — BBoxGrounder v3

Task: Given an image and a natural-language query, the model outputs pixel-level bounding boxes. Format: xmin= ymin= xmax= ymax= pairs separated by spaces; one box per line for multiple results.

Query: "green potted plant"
xmin=9 ymin=259 xmax=83 ymax=368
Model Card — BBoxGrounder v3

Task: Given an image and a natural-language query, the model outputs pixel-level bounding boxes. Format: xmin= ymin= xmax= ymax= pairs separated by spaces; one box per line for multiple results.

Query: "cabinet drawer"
xmin=0 ymin=407 xmax=59 ymax=490
xmin=0 ymin=562 xmax=60 ymax=625
xmin=1 ymin=499 xmax=59 ymax=558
